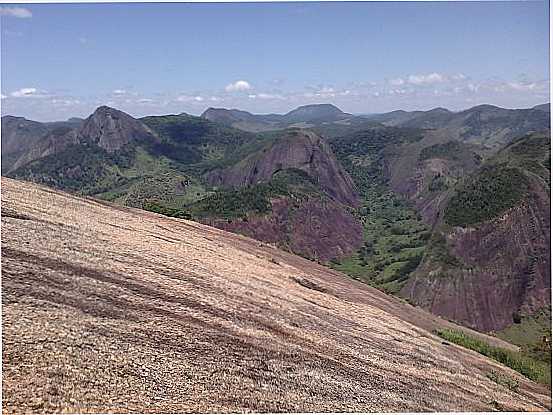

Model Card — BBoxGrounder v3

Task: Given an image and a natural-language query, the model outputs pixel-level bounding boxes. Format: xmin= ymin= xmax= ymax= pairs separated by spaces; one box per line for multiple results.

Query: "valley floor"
xmin=1 ymin=178 xmax=551 ymax=413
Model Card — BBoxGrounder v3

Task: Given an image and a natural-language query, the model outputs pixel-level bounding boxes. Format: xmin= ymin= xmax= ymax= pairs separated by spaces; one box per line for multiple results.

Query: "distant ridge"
xmin=364 ymin=103 xmax=549 ymax=145
xmin=201 ymin=103 xmax=352 ymax=132
xmin=534 ymin=103 xmax=551 ymax=112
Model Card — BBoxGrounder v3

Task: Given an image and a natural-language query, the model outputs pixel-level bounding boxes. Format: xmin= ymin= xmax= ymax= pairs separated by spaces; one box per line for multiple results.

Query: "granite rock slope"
xmin=2 ymin=177 xmax=551 ymax=413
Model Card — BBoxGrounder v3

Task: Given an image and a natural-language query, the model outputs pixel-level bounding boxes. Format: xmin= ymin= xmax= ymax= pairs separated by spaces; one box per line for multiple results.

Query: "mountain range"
xmin=1 ymin=102 xmax=550 ymax=339
xmin=201 ymin=103 xmax=354 ymax=132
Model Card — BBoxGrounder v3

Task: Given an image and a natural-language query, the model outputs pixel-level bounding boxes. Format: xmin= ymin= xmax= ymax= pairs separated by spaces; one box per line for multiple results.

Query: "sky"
xmin=0 ymin=1 xmax=550 ymax=121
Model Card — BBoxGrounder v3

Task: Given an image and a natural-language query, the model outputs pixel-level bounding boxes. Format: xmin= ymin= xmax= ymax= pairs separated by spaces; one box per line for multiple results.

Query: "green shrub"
xmin=427 ymin=233 xmax=461 ymax=267
xmin=486 ymin=371 xmax=519 ymax=391
xmin=190 ymin=168 xmax=319 ymax=219
xmin=144 ymin=201 xmax=192 ymax=219
xmin=428 ymin=174 xmax=449 ymax=192
xmin=435 ymin=328 xmax=551 ymax=385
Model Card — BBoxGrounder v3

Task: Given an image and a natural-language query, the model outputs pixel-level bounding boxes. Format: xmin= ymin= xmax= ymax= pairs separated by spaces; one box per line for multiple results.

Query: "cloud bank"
xmin=1 ymin=72 xmax=549 ymax=121
xmin=0 ymin=7 xmax=32 ymax=18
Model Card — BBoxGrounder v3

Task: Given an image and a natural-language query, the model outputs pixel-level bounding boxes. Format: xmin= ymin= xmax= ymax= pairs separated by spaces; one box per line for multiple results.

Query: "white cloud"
xmin=113 ymin=89 xmax=127 ymax=95
xmin=507 ymin=81 xmax=537 ymax=91
xmin=387 ymin=88 xmax=409 ymax=96
xmin=451 ymin=73 xmax=467 ymax=81
xmin=0 ymin=6 xmax=32 ymax=18
xmin=303 ymin=85 xmax=339 ymax=99
xmin=408 ymin=72 xmax=445 ymax=85
xmin=471 ymin=78 xmax=549 ymax=95
xmin=389 ymin=78 xmax=405 ymax=86
xmin=225 ymin=80 xmax=252 ymax=92
xmin=137 ymin=98 xmax=154 ymax=104
xmin=248 ymin=93 xmax=285 ymax=100
xmin=51 ymin=98 xmax=81 ymax=106
xmin=10 ymin=87 xmax=47 ymax=98
xmin=176 ymin=95 xmax=205 ymax=103
xmin=1 ymin=94 xmax=6 ymax=100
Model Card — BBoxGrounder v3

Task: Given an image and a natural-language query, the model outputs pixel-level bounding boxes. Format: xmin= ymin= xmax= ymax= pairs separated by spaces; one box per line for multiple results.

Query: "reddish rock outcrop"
xmin=402 ymin=177 xmax=551 ymax=331
xmin=203 ymin=196 xmax=364 ymax=262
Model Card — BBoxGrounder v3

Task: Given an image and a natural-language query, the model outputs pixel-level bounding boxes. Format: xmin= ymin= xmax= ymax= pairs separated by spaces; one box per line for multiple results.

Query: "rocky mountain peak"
xmin=206 ymin=129 xmax=359 ymax=207
xmin=79 ymin=106 xmax=158 ymax=152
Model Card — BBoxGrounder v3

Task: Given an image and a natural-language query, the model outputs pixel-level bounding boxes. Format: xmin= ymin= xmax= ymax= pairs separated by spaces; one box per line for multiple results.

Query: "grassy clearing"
xmin=497 ymin=309 xmax=551 ymax=348
xmin=435 ymin=328 xmax=551 ymax=386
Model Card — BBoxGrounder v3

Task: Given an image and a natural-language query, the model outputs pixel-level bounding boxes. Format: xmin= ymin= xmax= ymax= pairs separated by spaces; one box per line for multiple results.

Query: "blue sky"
xmin=1 ymin=1 xmax=550 ymax=121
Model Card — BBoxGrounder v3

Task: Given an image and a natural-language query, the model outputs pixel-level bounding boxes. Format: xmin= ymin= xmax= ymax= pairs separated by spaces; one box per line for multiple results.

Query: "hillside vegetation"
xmin=327 ymin=127 xmax=430 ymax=293
xmin=444 ymin=164 xmax=530 ymax=226
xmin=445 ymin=132 xmax=550 ymax=227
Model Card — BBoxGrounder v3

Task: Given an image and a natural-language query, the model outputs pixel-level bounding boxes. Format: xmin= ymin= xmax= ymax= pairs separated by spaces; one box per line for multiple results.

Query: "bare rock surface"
xmin=206 ymin=130 xmax=359 ymax=207
xmin=78 ymin=106 xmax=159 ymax=152
xmin=403 ymin=177 xmax=551 ymax=331
xmin=2 ymin=177 xmax=550 ymax=413
xmin=204 ymin=196 xmax=364 ymax=262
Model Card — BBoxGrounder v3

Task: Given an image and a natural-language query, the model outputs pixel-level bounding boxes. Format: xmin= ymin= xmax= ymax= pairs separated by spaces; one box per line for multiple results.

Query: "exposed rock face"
xmin=399 ymin=130 xmax=551 ymax=333
xmin=206 ymin=130 xmax=359 ymax=207
xmin=205 ymin=196 xmax=364 ymax=262
xmin=1 ymin=116 xmax=50 ymax=155
xmin=1 ymin=116 xmax=51 ymax=173
xmin=402 ymin=177 xmax=551 ymax=331
xmin=387 ymin=131 xmax=484 ymax=225
xmin=4 ymin=106 xmax=159 ymax=173
xmin=78 ymin=106 xmax=158 ymax=152
xmin=11 ymin=127 xmax=78 ymax=171
xmin=3 ymin=177 xmax=550 ymax=413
